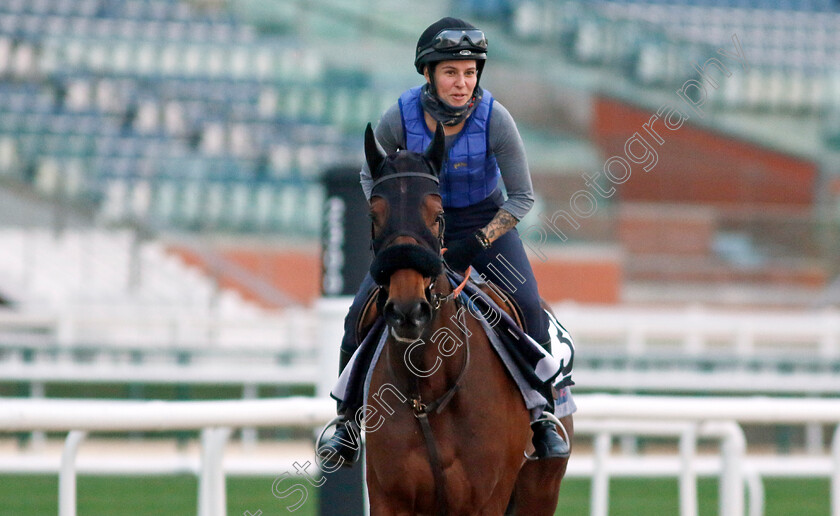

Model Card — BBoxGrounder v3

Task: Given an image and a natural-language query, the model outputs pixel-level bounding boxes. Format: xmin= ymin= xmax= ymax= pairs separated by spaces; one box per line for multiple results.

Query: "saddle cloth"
xmin=331 ymin=269 xmax=576 ymax=422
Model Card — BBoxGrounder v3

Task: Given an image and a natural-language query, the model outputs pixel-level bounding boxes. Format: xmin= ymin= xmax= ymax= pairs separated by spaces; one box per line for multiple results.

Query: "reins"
xmin=371 ymin=161 xmax=470 ymax=516
xmin=386 ymin=266 xmax=472 ymax=516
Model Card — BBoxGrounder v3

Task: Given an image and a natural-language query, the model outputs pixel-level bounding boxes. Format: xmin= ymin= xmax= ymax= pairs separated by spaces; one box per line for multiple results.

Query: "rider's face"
xmin=425 ymin=60 xmax=477 ymax=107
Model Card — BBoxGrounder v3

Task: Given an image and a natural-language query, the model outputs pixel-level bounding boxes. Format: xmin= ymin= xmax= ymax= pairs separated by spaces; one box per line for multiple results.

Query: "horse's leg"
xmin=367 ymin=468 xmax=401 ymax=516
xmin=479 ymin=480 xmax=521 ymax=516
xmin=512 ymin=414 xmax=574 ymax=516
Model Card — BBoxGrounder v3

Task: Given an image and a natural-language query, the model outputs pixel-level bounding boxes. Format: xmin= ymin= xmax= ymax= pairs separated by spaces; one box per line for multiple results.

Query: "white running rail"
xmin=2 ymin=395 xmax=840 ymax=516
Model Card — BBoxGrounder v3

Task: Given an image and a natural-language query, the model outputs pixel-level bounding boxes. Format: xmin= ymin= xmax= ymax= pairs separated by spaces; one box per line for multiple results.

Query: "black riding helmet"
xmin=414 ymin=17 xmax=487 ymax=83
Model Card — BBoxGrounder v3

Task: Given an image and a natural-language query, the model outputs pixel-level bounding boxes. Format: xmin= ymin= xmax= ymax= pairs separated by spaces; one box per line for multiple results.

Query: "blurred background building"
xmin=1 ymin=0 xmax=837 ymax=309
xmin=0 ymin=0 xmax=839 ymax=512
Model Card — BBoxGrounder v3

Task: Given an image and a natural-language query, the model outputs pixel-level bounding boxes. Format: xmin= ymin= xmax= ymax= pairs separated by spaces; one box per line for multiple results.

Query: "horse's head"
xmin=366 ymin=122 xmax=447 ymax=343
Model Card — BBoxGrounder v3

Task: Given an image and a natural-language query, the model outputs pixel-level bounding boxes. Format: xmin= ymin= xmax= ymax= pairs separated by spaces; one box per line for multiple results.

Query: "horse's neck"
xmin=386 ymin=274 xmax=466 ymax=396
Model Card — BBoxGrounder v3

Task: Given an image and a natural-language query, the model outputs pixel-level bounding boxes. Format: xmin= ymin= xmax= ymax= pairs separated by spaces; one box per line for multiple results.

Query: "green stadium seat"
xmin=151 ymin=179 xmax=179 ymax=224
xmin=227 ymin=182 xmax=251 ymax=229
xmin=179 ymin=180 xmax=203 ymax=226
xmin=253 ymin=183 xmax=274 ymax=230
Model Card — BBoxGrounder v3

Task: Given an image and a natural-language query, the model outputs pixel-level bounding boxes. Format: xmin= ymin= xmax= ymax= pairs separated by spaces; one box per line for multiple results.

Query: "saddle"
xmin=336 ymin=268 xmax=567 ymax=418
xmin=355 ymin=273 xmax=527 ymax=348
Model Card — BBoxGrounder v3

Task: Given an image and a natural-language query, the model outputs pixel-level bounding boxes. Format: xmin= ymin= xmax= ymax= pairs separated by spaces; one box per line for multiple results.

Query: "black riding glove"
xmin=444 ymin=231 xmax=489 ymax=273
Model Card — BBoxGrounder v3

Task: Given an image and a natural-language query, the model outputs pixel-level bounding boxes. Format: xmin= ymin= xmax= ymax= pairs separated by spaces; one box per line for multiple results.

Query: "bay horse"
xmin=359 ymin=122 xmax=573 ymax=515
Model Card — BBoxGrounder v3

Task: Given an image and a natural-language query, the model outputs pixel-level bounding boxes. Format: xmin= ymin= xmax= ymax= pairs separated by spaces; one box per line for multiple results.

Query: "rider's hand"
xmin=444 ymin=231 xmax=488 ymax=272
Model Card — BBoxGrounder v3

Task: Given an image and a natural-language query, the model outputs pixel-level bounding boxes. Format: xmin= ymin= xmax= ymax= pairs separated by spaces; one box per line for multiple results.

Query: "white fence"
xmin=551 ymin=304 xmax=840 ymax=357
xmin=3 ymin=302 xmax=839 ymax=407
xmin=3 ymin=302 xmax=838 ymax=358
xmin=2 ymin=395 xmax=840 ymax=516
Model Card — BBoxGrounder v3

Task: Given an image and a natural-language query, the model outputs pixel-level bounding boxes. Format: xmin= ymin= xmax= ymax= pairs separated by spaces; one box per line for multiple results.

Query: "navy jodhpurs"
xmin=340 ymin=195 xmax=550 ymax=357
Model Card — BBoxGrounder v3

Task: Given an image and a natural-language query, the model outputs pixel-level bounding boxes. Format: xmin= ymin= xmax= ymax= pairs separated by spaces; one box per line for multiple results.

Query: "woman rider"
xmin=325 ymin=17 xmax=569 ymax=465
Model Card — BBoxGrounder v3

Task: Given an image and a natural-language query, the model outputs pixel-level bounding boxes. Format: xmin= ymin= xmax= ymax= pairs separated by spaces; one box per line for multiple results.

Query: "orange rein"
xmin=452 ymin=265 xmax=471 ymax=298
xmin=440 ymin=245 xmax=471 ymax=299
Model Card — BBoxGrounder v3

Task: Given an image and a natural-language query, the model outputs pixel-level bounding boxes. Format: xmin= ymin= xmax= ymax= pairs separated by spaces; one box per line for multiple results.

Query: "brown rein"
xmin=388 ymin=267 xmax=473 ymax=516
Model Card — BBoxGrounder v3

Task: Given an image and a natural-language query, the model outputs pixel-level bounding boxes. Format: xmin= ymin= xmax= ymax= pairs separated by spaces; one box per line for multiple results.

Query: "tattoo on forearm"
xmin=482 ymin=209 xmax=518 ymax=243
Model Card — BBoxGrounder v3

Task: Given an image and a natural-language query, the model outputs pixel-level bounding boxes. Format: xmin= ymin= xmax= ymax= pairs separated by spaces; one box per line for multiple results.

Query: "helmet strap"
xmin=426 ymin=62 xmax=439 ymax=96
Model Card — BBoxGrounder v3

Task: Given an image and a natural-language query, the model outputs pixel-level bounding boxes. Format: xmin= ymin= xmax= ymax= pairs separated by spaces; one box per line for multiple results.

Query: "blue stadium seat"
xmin=0 ymin=0 xmax=363 ymax=231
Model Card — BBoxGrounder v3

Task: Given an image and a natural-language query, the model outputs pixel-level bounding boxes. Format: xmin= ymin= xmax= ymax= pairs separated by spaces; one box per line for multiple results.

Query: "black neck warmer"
xmin=420 ymin=83 xmax=483 ymax=127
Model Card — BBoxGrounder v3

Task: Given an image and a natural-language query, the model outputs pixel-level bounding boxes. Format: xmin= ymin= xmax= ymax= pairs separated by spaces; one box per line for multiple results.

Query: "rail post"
xmin=197 ymin=426 xmax=232 ymax=516
xmin=679 ymin=424 xmax=698 ymax=516
xmin=832 ymin=424 xmax=840 ymax=516
xmin=59 ymin=430 xmax=87 ymax=516
xmin=591 ymin=431 xmax=611 ymax=516
xmin=702 ymin=421 xmax=746 ymax=516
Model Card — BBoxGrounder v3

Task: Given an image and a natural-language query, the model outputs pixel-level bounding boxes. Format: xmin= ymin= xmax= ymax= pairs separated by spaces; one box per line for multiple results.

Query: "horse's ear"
xmin=424 ymin=122 xmax=446 ymax=176
xmin=364 ymin=123 xmax=385 ymax=180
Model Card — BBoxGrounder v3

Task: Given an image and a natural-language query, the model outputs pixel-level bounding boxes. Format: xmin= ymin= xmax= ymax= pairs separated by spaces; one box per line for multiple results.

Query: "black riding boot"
xmin=530 ymin=337 xmax=571 ymax=459
xmin=320 ymin=347 xmax=362 ymax=469
xmin=530 ymin=419 xmax=570 ymax=459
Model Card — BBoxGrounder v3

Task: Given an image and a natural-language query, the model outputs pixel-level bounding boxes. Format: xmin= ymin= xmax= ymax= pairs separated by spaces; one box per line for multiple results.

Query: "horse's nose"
xmin=383 ymin=299 xmax=432 ymax=330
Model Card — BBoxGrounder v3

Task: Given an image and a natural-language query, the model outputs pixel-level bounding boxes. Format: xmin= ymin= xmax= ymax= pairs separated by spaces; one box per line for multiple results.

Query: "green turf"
xmin=0 ymin=475 xmax=828 ymax=515
xmin=553 ymin=477 xmax=830 ymax=516
xmin=0 ymin=475 xmax=319 ymax=516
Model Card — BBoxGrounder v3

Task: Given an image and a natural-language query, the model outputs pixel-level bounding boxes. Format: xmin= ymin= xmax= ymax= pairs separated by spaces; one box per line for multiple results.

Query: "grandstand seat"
xmin=257 ymin=88 xmax=278 ymax=119
xmin=230 ymin=47 xmax=249 ymax=79
xmin=273 ymin=186 xmax=296 ymax=230
xmin=253 ymin=48 xmax=272 ymax=80
xmin=0 ymin=0 xmax=365 ymax=233
xmin=34 ymin=158 xmax=60 ymax=195
xmin=0 ymin=37 xmax=11 ymax=75
xmin=102 ymin=179 xmax=129 ymax=221
xmin=183 ymin=45 xmax=202 ymax=76
xmin=162 ymin=101 xmax=186 ymax=136
xmin=6 ymin=0 xmax=25 ymax=14
xmin=205 ymin=46 xmax=225 ymax=78
xmin=151 ymin=179 xmax=177 ymax=223
xmin=131 ymin=179 xmax=152 ymax=218
xmin=11 ymin=42 xmax=36 ymax=78
xmin=203 ymin=182 xmax=226 ymax=226
xmin=134 ymin=100 xmax=160 ymax=134
xmin=65 ymin=80 xmax=93 ymax=111
xmin=0 ymin=136 xmax=18 ymax=175
xmin=178 ymin=180 xmax=202 ymax=225
xmin=269 ymin=144 xmax=292 ymax=176
xmin=227 ymin=182 xmax=250 ymax=228
xmin=134 ymin=42 xmax=156 ymax=75
xmin=253 ymin=184 xmax=273 ymax=229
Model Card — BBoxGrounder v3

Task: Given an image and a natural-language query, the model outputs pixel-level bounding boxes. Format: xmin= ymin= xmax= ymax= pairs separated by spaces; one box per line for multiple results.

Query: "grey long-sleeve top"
xmin=360 ymin=99 xmax=535 ymax=221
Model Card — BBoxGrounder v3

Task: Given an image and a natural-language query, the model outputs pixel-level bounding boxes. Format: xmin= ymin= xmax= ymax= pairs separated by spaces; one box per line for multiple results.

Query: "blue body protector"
xmin=399 ymin=86 xmax=501 ymax=208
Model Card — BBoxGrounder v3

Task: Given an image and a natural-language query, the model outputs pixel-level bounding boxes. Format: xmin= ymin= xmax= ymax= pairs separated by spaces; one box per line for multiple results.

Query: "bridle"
xmin=383 ymin=265 xmax=471 ymax=516
xmin=369 ymin=167 xmax=447 ymax=312
xmin=370 ymin=168 xmax=475 ymax=516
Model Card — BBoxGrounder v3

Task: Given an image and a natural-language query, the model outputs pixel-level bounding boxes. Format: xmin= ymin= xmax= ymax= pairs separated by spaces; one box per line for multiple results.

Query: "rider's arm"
xmin=360 ymin=103 xmax=404 ymax=200
xmin=480 ymin=102 xmax=535 ymax=243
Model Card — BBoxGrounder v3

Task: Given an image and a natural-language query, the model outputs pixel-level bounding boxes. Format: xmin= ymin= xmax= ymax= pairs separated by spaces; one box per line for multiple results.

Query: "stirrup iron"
xmin=524 ymin=411 xmax=570 ymax=461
